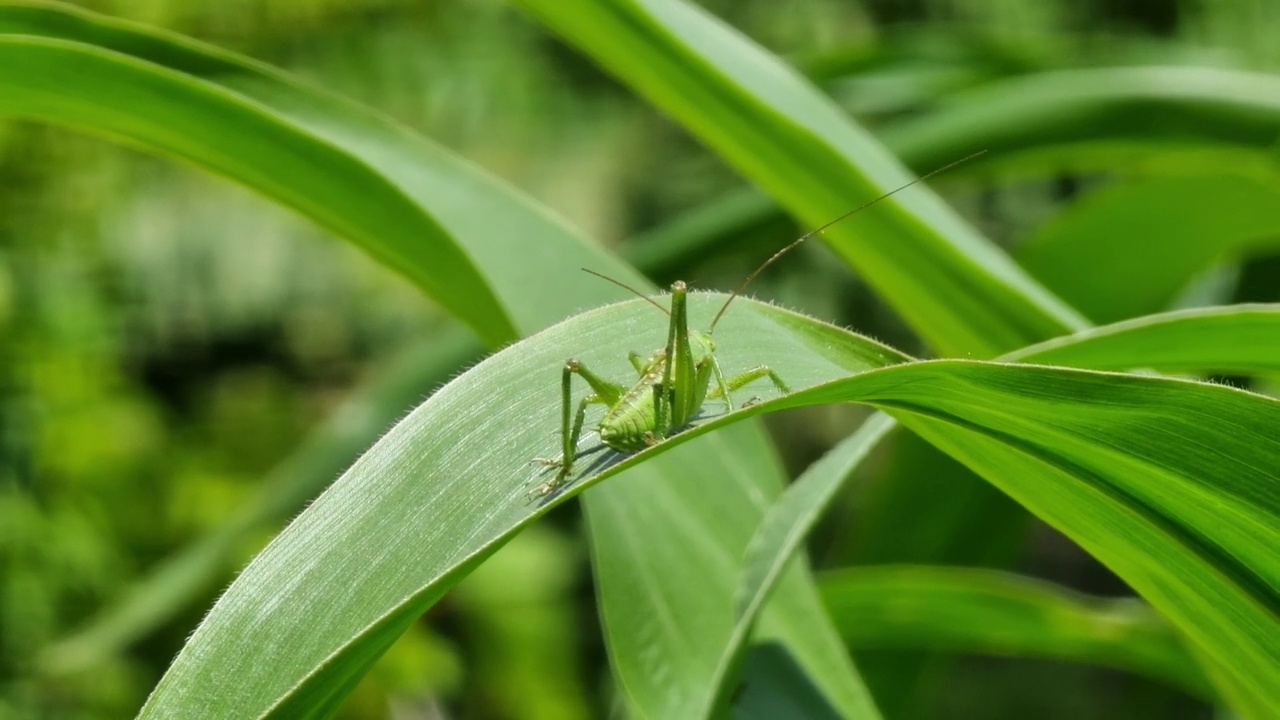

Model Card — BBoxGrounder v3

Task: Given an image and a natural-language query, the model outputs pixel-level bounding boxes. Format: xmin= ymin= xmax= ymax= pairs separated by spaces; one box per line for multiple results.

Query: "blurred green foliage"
xmin=2 ymin=0 xmax=1277 ymax=717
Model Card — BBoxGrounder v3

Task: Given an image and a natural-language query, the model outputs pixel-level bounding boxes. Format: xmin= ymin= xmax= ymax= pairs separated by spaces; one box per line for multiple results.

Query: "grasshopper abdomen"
xmin=599 ymin=369 xmax=664 ymax=453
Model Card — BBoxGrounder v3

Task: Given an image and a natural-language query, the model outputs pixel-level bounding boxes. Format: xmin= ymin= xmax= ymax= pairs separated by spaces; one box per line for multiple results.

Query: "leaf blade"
xmin=0 ymin=5 xmax=875 ymax=714
xmin=0 ymin=33 xmax=516 ymax=345
xmin=820 ymin=566 xmax=1214 ymax=700
xmin=1007 ymin=304 xmax=1280 ymax=374
xmin=136 ymin=296 xmax=1279 ymax=718
xmin=509 ymin=0 xmax=1086 ymax=356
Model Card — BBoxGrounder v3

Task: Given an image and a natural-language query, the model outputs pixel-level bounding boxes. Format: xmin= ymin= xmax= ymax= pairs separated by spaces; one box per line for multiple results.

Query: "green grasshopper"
xmin=532 ymin=153 xmax=982 ymax=498
xmin=530 ymin=273 xmax=789 ymax=498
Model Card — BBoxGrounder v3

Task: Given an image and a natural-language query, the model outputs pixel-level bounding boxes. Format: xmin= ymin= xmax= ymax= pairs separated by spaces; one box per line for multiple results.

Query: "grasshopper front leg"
xmin=651 ymin=381 xmax=671 ymax=445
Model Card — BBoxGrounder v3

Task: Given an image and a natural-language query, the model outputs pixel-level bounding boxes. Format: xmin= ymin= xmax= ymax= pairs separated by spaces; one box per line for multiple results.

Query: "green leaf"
xmin=0 ymin=32 xmax=515 ymax=346
xmin=1008 ymin=304 xmax=1280 ymax=374
xmin=720 ymin=415 xmax=895 ymax=712
xmin=621 ymin=69 xmax=1280 ymax=310
xmin=883 ymin=66 xmax=1280 ymax=173
xmin=1 ymin=4 xmax=873 ymax=715
xmin=730 ymin=304 xmax=1280 ymax=714
xmin=885 ymin=385 xmax=1277 ymax=717
xmin=820 ymin=566 xmax=1214 ymax=701
xmin=508 ymin=0 xmax=1085 ymax=356
xmin=1017 ymin=176 xmax=1280 ymax=324
xmin=138 ymin=295 xmax=1280 ymax=718
xmin=588 ymin=421 xmax=881 ymax=720
xmin=137 ymin=296 xmax=905 ymax=719
xmin=735 ymin=415 xmax=897 ymax=620
xmin=0 ymin=1 xmax=661 ymax=341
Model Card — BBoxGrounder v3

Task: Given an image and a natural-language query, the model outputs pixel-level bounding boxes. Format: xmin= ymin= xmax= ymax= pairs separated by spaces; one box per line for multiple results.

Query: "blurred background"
xmin=2 ymin=0 xmax=1278 ymax=718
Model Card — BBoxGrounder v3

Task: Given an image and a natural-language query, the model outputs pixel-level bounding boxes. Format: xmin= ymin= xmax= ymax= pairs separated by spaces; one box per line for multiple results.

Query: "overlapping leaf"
xmin=135 ymin=295 xmax=1280 ymax=717
xmin=11 ymin=3 xmax=1279 ymax=718
xmin=509 ymin=0 xmax=1086 ymax=358
xmin=0 ymin=3 xmax=872 ymax=716
xmin=820 ymin=566 xmax=1213 ymax=700
xmin=1018 ymin=176 xmax=1280 ymax=323
xmin=729 ymin=304 xmax=1280 ymax=714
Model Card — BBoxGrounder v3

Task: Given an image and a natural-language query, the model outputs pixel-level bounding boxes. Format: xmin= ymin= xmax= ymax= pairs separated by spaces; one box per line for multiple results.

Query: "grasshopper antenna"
xmin=581 ymin=268 xmax=670 ymax=315
xmin=707 ymin=150 xmax=987 ymax=334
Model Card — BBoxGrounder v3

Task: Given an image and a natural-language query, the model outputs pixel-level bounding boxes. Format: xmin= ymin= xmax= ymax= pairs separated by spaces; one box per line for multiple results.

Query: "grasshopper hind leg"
xmin=529 ymin=359 xmax=625 ymax=498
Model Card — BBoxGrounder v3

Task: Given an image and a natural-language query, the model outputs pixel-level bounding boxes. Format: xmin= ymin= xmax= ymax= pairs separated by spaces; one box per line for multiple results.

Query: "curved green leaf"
xmin=820 ymin=566 xmax=1213 ymax=700
xmin=138 ymin=295 xmax=1279 ymax=718
xmin=1017 ymin=176 xmax=1280 ymax=324
xmin=0 ymin=1 xmax=656 ymax=340
xmin=717 ymin=415 xmax=896 ymax=712
xmin=884 ymin=385 xmax=1276 ymax=717
xmin=731 ymin=303 xmax=1280 ymax=714
xmin=622 ymin=68 xmax=1280 ymax=302
xmin=1008 ymin=304 xmax=1280 ymax=374
xmin=138 ymin=296 xmax=905 ymax=719
xmin=0 ymin=33 xmax=514 ymax=346
xmin=588 ymin=421 xmax=881 ymax=720
xmin=884 ymin=66 xmax=1280 ymax=174
xmin=1 ymin=3 xmax=872 ymax=715
xmin=509 ymin=0 xmax=1085 ymax=356
xmin=735 ymin=414 xmax=896 ymax=620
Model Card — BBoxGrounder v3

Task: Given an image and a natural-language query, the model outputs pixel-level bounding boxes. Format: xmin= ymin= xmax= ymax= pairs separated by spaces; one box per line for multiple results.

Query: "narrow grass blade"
xmin=1008 ymin=304 xmax=1280 ymax=374
xmin=0 ymin=1 xmax=658 ymax=340
xmin=820 ymin=566 xmax=1214 ymax=700
xmin=885 ymin=66 xmax=1280 ymax=173
xmin=0 ymin=33 xmax=514 ymax=346
xmin=1017 ymin=175 xmax=1280 ymax=324
xmin=510 ymin=0 xmax=1086 ymax=356
xmin=707 ymin=415 xmax=896 ymax=713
